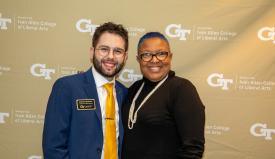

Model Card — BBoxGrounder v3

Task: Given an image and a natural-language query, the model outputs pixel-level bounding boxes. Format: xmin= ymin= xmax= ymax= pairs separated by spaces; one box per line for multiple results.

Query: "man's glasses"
xmin=138 ymin=51 xmax=169 ymax=62
xmin=95 ymin=46 xmax=126 ymax=58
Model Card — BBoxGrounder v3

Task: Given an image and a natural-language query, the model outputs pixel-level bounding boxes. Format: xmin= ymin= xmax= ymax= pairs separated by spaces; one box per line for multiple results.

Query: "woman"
xmin=122 ymin=32 xmax=205 ymax=159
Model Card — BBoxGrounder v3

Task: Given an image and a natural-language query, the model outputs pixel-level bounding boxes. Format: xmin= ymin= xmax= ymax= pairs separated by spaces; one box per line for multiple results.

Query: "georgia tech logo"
xmin=28 ymin=155 xmax=42 ymax=159
xmin=30 ymin=64 xmax=55 ymax=80
xmin=0 ymin=13 xmax=12 ymax=30
xmin=250 ymin=123 xmax=275 ymax=140
xmin=0 ymin=112 xmax=10 ymax=124
xmin=119 ymin=69 xmax=142 ymax=83
xmin=76 ymin=19 xmax=99 ymax=35
xmin=207 ymin=73 xmax=233 ymax=90
xmin=258 ymin=27 xmax=275 ymax=44
xmin=165 ymin=24 xmax=191 ymax=40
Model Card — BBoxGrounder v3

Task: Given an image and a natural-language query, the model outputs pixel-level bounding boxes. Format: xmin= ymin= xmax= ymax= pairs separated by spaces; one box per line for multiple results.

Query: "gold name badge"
xmin=76 ymin=99 xmax=96 ymax=110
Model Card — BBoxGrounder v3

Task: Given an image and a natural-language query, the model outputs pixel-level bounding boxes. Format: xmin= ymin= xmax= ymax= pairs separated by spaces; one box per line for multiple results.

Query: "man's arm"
xmin=42 ymin=79 xmax=72 ymax=159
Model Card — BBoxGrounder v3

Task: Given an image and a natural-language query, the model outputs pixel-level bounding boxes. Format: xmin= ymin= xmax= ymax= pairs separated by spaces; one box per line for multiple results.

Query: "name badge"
xmin=76 ymin=99 xmax=96 ymax=110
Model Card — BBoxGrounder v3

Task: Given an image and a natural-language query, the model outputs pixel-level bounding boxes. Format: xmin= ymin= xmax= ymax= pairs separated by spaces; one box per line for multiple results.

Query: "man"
xmin=122 ymin=32 xmax=205 ymax=159
xmin=43 ymin=22 xmax=128 ymax=159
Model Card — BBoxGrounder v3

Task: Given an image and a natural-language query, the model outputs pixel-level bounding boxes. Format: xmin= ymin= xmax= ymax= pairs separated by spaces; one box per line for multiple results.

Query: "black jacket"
xmin=122 ymin=71 xmax=205 ymax=159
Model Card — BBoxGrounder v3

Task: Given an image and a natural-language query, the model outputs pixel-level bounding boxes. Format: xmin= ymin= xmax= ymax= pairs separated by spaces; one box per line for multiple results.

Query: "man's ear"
xmin=124 ymin=52 xmax=128 ymax=62
xmin=89 ymin=47 xmax=94 ymax=60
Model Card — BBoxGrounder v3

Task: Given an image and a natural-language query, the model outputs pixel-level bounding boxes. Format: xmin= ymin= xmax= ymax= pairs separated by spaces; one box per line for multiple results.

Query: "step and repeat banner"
xmin=1 ymin=0 xmax=275 ymax=158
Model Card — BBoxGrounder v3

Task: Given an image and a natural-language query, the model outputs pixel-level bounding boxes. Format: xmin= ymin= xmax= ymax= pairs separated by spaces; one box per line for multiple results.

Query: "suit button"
xmin=97 ymin=148 xmax=102 ymax=154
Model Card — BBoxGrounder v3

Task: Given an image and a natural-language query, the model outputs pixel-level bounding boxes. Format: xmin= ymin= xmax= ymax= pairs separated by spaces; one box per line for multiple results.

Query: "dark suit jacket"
xmin=43 ymin=69 xmax=127 ymax=159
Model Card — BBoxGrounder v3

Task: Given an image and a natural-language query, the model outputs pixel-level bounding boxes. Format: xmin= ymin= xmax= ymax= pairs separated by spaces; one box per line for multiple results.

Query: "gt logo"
xmin=0 ymin=112 xmax=10 ymax=124
xmin=28 ymin=155 xmax=42 ymax=159
xmin=119 ymin=69 xmax=142 ymax=83
xmin=30 ymin=64 xmax=55 ymax=80
xmin=250 ymin=123 xmax=275 ymax=140
xmin=0 ymin=13 xmax=12 ymax=30
xmin=257 ymin=27 xmax=275 ymax=44
xmin=76 ymin=19 xmax=99 ymax=35
xmin=207 ymin=73 xmax=233 ymax=90
xmin=165 ymin=24 xmax=191 ymax=40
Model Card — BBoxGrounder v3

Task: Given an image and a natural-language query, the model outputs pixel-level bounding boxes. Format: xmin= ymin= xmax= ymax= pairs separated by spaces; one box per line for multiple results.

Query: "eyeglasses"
xmin=95 ymin=46 xmax=126 ymax=58
xmin=138 ymin=51 xmax=169 ymax=62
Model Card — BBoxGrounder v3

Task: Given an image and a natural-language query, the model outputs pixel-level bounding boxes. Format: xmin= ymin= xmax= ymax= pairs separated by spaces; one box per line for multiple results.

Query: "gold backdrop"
xmin=1 ymin=0 xmax=275 ymax=158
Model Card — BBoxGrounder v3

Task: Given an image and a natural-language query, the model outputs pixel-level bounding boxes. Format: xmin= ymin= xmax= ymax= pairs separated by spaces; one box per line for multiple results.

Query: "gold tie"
xmin=103 ymin=83 xmax=118 ymax=159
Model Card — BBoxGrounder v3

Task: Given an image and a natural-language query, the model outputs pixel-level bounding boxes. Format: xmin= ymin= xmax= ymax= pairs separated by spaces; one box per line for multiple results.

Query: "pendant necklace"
xmin=128 ymin=75 xmax=168 ymax=129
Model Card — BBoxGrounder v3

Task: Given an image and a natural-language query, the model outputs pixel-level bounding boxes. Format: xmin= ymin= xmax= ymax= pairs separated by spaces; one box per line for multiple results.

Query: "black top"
xmin=122 ymin=71 xmax=205 ymax=159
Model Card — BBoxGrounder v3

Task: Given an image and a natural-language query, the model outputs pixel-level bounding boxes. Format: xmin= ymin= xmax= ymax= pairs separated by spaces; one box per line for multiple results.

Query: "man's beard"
xmin=92 ymin=55 xmax=125 ymax=78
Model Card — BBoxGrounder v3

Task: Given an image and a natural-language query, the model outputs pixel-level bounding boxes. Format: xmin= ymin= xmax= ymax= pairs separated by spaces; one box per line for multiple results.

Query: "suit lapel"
xmin=83 ymin=69 xmax=125 ymax=150
xmin=115 ymin=84 xmax=123 ymax=109
xmin=83 ymin=69 xmax=102 ymax=127
xmin=115 ymin=83 xmax=124 ymax=149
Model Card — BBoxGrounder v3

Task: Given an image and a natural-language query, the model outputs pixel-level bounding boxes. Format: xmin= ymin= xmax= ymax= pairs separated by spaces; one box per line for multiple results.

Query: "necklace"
xmin=128 ymin=75 xmax=168 ymax=129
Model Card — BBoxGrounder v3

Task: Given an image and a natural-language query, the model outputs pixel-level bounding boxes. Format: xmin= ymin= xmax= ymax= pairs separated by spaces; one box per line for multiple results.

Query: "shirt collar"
xmin=92 ymin=67 xmax=115 ymax=88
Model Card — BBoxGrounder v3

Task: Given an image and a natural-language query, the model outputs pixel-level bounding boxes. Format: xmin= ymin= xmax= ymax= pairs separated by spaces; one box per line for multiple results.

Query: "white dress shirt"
xmin=91 ymin=67 xmax=119 ymax=159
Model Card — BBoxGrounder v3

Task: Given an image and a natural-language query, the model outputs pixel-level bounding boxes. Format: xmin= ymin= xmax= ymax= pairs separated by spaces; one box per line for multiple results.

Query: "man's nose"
xmin=106 ymin=50 xmax=115 ymax=58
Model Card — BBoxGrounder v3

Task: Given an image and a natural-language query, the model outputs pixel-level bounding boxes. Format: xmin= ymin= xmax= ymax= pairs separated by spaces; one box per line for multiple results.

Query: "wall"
xmin=1 ymin=0 xmax=275 ymax=158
